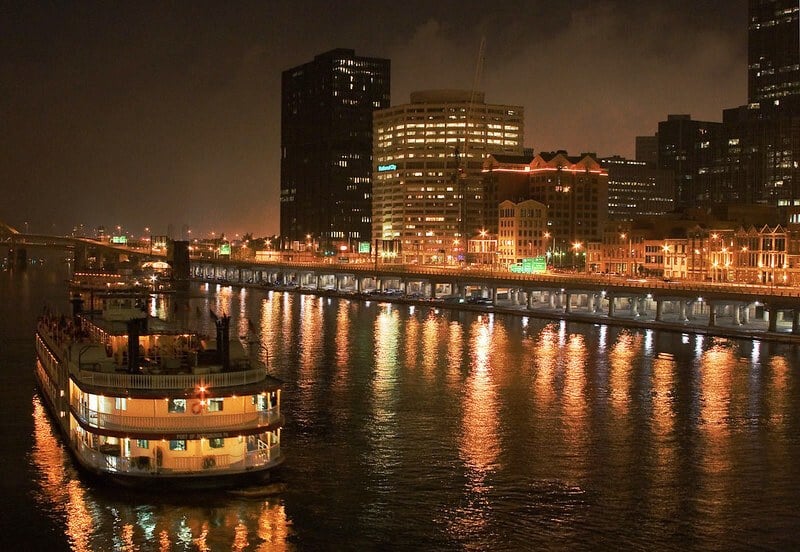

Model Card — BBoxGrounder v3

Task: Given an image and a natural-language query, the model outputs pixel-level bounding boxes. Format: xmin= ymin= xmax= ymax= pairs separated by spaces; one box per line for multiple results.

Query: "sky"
xmin=1 ymin=0 xmax=747 ymax=238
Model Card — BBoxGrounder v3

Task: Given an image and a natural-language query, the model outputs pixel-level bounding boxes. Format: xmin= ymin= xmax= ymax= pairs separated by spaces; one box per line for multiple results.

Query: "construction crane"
xmin=455 ymin=37 xmax=486 ymax=263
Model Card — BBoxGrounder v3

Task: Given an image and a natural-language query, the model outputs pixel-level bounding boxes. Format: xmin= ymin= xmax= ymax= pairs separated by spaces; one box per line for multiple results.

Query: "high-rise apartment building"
xmin=280 ymin=49 xmax=390 ymax=250
xmin=372 ymin=90 xmax=523 ymax=264
xmin=748 ymin=0 xmax=800 ymax=115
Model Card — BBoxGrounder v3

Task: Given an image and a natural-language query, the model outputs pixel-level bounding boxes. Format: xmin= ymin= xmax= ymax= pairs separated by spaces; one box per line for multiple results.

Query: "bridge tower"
xmin=7 ymin=240 xmax=27 ymax=269
xmin=168 ymin=240 xmax=190 ymax=290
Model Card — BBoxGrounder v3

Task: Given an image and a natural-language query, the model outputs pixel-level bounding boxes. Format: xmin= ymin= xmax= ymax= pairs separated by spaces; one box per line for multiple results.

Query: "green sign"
xmin=522 ymin=256 xmax=547 ymax=274
xmin=358 ymin=241 xmax=371 ymax=254
xmin=511 ymin=257 xmax=547 ymax=274
xmin=219 ymin=243 xmax=231 ymax=255
xmin=377 ymin=164 xmax=397 ymax=172
xmin=111 ymin=235 xmax=127 ymax=244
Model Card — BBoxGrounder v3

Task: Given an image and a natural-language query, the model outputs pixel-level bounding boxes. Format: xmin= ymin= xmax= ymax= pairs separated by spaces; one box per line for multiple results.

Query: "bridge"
xmin=191 ymin=256 xmax=800 ymax=339
xmin=0 ymin=219 xmax=166 ymax=270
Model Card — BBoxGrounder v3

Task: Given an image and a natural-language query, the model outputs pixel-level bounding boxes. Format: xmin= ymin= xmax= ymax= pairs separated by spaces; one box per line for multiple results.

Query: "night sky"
xmin=1 ymin=1 xmax=747 ymax=238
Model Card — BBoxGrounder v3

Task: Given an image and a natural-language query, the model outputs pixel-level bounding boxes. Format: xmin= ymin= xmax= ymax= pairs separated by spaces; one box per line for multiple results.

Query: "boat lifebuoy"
xmin=191 ymin=402 xmax=203 ymax=415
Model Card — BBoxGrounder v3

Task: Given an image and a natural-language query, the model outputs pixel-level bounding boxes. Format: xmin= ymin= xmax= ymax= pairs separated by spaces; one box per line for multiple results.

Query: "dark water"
xmin=2 ymin=256 xmax=800 ymax=551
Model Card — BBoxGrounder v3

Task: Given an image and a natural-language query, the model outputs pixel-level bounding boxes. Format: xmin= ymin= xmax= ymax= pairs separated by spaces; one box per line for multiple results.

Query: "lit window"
xmin=168 ymin=399 xmax=186 ymax=413
xmin=169 ymin=440 xmax=187 ymax=451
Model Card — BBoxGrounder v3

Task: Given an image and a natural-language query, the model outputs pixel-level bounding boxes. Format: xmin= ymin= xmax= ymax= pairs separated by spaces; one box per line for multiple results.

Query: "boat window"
xmin=169 ymin=440 xmax=187 ymax=451
xmin=115 ymin=398 xmax=127 ymax=411
xmin=168 ymin=399 xmax=186 ymax=413
xmin=207 ymin=398 xmax=223 ymax=412
xmin=137 ymin=439 xmax=149 ymax=449
xmin=209 ymin=438 xmax=224 ymax=448
xmin=253 ymin=394 xmax=268 ymax=410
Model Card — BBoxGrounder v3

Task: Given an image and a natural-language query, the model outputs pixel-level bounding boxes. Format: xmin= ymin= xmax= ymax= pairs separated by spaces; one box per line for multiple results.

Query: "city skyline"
xmin=2 ymin=1 xmax=747 ymax=237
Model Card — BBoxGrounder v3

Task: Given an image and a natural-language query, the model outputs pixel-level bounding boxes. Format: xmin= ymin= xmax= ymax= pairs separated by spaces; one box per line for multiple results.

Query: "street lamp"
xmin=620 ymin=232 xmax=633 ymax=276
xmin=543 ymin=231 xmax=551 ymax=268
xmin=572 ymin=241 xmax=583 ymax=270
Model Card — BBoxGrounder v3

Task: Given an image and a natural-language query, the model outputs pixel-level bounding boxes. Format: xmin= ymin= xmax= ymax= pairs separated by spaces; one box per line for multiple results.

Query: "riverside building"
xmin=372 ymin=90 xmax=523 ymax=264
xmin=280 ymin=49 xmax=390 ymax=251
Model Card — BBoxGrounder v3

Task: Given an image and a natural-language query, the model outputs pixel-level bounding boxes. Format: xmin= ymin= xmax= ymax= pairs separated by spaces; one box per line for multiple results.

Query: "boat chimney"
xmin=126 ymin=318 xmax=146 ymax=373
xmin=70 ymin=293 xmax=84 ymax=319
xmin=215 ymin=315 xmax=230 ymax=371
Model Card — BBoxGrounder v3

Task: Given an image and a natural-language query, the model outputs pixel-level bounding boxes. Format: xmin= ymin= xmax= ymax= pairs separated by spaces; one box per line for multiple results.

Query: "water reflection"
xmin=16 ymin=272 xmax=800 ymax=550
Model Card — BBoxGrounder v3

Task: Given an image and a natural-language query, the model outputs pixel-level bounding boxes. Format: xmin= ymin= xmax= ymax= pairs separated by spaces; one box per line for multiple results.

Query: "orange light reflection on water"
xmin=449 ymin=318 xmax=500 ymax=538
xmin=608 ymin=331 xmax=642 ymax=416
xmin=561 ymin=332 xmax=588 ymax=478
xmin=532 ymin=323 xmax=560 ymax=408
xmin=767 ymin=354 xmax=789 ymax=427
xmin=214 ymin=284 xmax=233 ymax=317
xmin=650 ymin=352 xmax=679 ymax=521
xmin=421 ymin=314 xmax=441 ymax=379
xmin=31 ymin=396 xmax=94 ymax=552
xmin=334 ymin=300 xmax=351 ymax=372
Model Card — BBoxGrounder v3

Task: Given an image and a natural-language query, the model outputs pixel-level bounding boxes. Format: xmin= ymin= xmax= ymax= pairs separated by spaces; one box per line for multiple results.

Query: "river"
xmin=2 ymin=254 xmax=799 ymax=550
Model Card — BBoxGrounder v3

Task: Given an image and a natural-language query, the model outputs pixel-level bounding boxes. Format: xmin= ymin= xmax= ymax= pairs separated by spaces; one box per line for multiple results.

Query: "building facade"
xmin=481 ymin=152 xmax=535 ymax=235
xmin=657 ymin=114 xmax=722 ymax=209
xmin=372 ymin=90 xmax=523 ymax=264
xmin=497 ymin=199 xmax=548 ymax=267
xmin=528 ymin=152 xmax=608 ymax=266
xmin=280 ymin=49 xmax=390 ymax=250
xmin=600 ymin=156 xmax=674 ymax=220
xmin=748 ymin=0 xmax=800 ymax=116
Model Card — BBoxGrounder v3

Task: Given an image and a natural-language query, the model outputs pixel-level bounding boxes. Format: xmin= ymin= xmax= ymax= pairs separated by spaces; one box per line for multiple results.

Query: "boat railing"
xmin=72 ymin=430 xmax=281 ymax=476
xmin=74 ymin=367 xmax=269 ymax=390
xmin=73 ymin=403 xmax=282 ymax=433
xmin=245 ymin=444 xmax=281 ymax=468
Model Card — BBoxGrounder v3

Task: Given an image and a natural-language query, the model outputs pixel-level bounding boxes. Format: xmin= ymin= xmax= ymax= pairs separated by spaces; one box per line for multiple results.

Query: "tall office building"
xmin=657 ymin=114 xmax=721 ymax=209
xmin=635 ymin=135 xmax=658 ymax=167
xmin=600 ymin=156 xmax=674 ymax=220
xmin=280 ymin=49 xmax=390 ymax=250
xmin=646 ymin=3 xmax=800 ymax=215
xmin=372 ymin=90 xmax=523 ymax=264
xmin=748 ymin=0 xmax=800 ymax=115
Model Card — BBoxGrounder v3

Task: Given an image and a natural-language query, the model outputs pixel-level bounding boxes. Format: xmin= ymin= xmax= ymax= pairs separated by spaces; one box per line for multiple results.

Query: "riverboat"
xmin=34 ymin=291 xmax=284 ymax=488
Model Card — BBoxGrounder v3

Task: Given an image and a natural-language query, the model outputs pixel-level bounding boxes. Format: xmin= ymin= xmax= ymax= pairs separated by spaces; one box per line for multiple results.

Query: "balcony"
xmin=72 ymin=403 xmax=282 ymax=433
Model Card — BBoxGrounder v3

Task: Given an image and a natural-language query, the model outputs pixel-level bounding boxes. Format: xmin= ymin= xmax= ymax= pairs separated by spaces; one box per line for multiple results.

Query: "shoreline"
xmin=193 ymin=279 xmax=800 ymax=346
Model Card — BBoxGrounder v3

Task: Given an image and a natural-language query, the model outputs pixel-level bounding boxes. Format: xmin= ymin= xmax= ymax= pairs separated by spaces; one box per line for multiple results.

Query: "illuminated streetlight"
xmin=572 ymin=241 xmax=583 ymax=270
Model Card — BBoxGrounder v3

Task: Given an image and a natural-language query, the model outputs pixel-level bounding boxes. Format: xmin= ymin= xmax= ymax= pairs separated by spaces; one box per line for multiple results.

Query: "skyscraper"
xmin=657 ymin=114 xmax=721 ymax=209
xmin=372 ymin=90 xmax=523 ymax=264
xmin=280 ymin=49 xmax=390 ymax=250
xmin=748 ymin=0 xmax=800 ymax=115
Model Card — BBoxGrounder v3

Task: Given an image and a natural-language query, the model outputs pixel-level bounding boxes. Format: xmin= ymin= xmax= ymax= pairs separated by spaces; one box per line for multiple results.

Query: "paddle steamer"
xmin=34 ymin=285 xmax=283 ymax=487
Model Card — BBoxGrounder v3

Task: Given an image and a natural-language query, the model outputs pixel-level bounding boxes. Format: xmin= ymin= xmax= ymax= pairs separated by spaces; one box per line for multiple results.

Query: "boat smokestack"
xmin=126 ymin=318 xmax=147 ymax=373
xmin=70 ymin=293 xmax=84 ymax=319
xmin=215 ymin=315 xmax=230 ymax=371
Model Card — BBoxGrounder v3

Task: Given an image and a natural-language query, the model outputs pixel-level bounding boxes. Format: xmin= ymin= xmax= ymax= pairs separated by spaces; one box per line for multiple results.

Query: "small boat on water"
xmin=34 ymin=281 xmax=285 ymax=488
